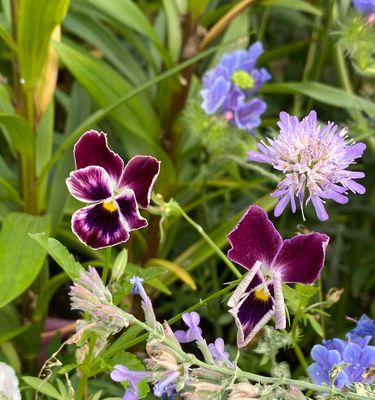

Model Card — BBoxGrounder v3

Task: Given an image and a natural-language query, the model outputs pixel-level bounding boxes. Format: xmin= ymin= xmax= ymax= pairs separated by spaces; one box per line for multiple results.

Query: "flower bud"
xmin=228 ymin=382 xmax=260 ymax=399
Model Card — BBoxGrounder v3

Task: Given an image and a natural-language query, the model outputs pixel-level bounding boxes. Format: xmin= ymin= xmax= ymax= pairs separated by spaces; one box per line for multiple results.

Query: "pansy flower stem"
xmin=178 ymin=207 xmax=242 ymax=278
xmin=102 ymin=247 xmax=112 ymax=285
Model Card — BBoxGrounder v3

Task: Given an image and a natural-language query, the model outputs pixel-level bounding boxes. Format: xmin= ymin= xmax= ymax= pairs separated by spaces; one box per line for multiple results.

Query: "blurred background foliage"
xmin=0 ymin=0 xmax=374 ymax=397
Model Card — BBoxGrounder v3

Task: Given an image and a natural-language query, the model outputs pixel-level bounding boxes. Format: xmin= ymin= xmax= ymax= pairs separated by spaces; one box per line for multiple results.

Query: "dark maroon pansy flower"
xmin=66 ymin=130 xmax=160 ymax=249
xmin=227 ymin=205 xmax=329 ymax=348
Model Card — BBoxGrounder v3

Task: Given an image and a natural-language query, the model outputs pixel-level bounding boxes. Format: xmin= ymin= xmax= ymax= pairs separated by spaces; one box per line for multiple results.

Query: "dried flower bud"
xmin=326 ymin=287 xmax=344 ymax=304
xmin=228 ymin=382 xmax=260 ymax=399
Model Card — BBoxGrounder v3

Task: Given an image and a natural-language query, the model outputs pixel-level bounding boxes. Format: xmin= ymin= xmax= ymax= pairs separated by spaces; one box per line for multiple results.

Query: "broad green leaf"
xmin=22 ymin=377 xmax=63 ymax=400
xmin=86 ymin=0 xmax=158 ymax=42
xmin=0 ymin=177 xmax=22 ymax=205
xmin=54 ymin=40 xmax=159 ymax=142
xmin=63 ymin=12 xmax=146 ymax=85
xmin=0 ymin=85 xmax=14 ymax=113
xmin=146 ymin=258 xmax=196 ymax=290
xmin=260 ymin=0 xmax=322 ymax=16
xmin=162 ymin=0 xmax=182 ymax=61
xmin=31 ymin=233 xmax=84 ymax=281
xmin=0 ymin=213 xmax=49 ymax=307
xmin=307 ymin=314 xmax=324 ymax=338
xmin=0 ymin=23 xmax=17 ymax=51
xmin=17 ymin=0 xmax=69 ymax=90
xmin=0 ymin=113 xmax=34 ymax=158
xmin=261 ymin=82 xmax=375 ymax=116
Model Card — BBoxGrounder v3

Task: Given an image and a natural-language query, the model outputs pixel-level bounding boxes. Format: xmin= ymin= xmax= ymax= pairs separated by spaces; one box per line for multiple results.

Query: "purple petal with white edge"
xmin=74 ymin=130 xmax=124 ymax=183
xmin=227 ymin=205 xmax=283 ymax=270
xmin=274 ymin=233 xmax=329 ymax=284
xmin=72 ymin=202 xmax=129 ymax=249
xmin=273 ymin=271 xmax=286 ymax=330
xmin=230 ymin=286 xmax=275 ymax=348
xmin=66 ymin=166 xmax=113 ymax=203
xmin=201 ymin=76 xmax=231 ymax=114
xmin=118 ymin=156 xmax=160 ymax=208
xmin=116 ymin=191 xmax=148 ymax=231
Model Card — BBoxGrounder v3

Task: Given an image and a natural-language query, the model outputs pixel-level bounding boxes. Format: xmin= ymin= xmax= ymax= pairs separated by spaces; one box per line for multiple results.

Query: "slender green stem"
xmin=318 ymin=276 xmax=325 ymax=338
xmin=293 ymin=341 xmax=309 ymax=372
xmin=75 ymin=375 xmax=87 ymax=400
xmin=126 ymin=314 xmax=370 ymax=400
xmin=102 ymin=247 xmax=112 ymax=285
xmin=178 ymin=207 xmax=242 ymax=278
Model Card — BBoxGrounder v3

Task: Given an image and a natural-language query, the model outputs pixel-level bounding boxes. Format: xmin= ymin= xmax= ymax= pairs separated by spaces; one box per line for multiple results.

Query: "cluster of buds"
xmin=69 ymin=267 xmax=129 ymax=335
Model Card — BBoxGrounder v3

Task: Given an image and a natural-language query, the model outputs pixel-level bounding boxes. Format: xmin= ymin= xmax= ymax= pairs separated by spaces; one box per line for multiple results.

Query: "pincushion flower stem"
xmin=178 ymin=206 xmax=242 ymax=278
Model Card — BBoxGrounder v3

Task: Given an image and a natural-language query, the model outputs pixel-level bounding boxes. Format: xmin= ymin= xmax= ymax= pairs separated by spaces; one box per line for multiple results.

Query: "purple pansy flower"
xmin=353 ymin=0 xmax=375 ymax=15
xmin=308 ymin=334 xmax=375 ymax=388
xmin=227 ymin=205 xmax=329 ymax=348
xmin=110 ymin=365 xmax=147 ymax=400
xmin=174 ymin=312 xmax=203 ymax=343
xmin=248 ymin=111 xmax=366 ymax=221
xmin=350 ymin=314 xmax=375 ymax=338
xmin=200 ymin=42 xmax=270 ymax=133
xmin=66 ymin=130 xmax=160 ymax=249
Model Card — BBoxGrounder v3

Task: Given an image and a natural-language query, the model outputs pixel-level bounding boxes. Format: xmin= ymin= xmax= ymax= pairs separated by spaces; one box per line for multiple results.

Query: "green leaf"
xmin=0 ymin=85 xmax=14 ymax=113
xmin=260 ymin=0 xmax=323 ymax=16
xmin=0 ymin=213 xmax=49 ymax=307
xmin=0 ymin=113 xmax=34 ymax=158
xmin=261 ymin=82 xmax=375 ymax=116
xmin=30 ymin=233 xmax=84 ymax=281
xmin=162 ymin=0 xmax=182 ymax=61
xmin=0 ymin=177 xmax=23 ymax=205
xmin=85 ymin=0 xmax=163 ymax=50
xmin=0 ymin=23 xmax=17 ymax=51
xmin=17 ymin=0 xmax=69 ymax=90
xmin=22 ymin=376 xmax=63 ymax=400
xmin=307 ymin=314 xmax=324 ymax=338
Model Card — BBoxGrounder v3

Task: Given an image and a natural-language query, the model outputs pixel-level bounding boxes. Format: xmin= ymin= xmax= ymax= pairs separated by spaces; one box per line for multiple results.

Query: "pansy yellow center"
xmin=102 ymin=199 xmax=118 ymax=212
xmin=254 ymin=288 xmax=270 ymax=302
xmin=232 ymin=70 xmax=255 ymax=90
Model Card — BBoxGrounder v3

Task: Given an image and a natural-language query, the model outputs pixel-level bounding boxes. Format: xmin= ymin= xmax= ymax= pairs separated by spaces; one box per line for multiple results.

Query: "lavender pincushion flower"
xmin=200 ymin=42 xmax=270 ymax=133
xmin=227 ymin=205 xmax=329 ymax=347
xmin=353 ymin=0 xmax=375 ymax=15
xmin=248 ymin=111 xmax=366 ymax=221
xmin=66 ymin=130 xmax=160 ymax=249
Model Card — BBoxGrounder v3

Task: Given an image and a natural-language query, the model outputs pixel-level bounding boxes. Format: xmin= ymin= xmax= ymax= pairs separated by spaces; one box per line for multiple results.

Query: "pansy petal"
xmin=118 ymin=156 xmax=160 ymax=208
xmin=274 ymin=233 xmax=329 ymax=284
xmin=227 ymin=205 xmax=283 ymax=270
xmin=74 ymin=130 xmax=124 ymax=183
xmin=72 ymin=203 xmax=129 ymax=249
xmin=66 ymin=166 xmax=113 ymax=203
xmin=230 ymin=290 xmax=274 ymax=348
xmin=116 ymin=191 xmax=148 ymax=231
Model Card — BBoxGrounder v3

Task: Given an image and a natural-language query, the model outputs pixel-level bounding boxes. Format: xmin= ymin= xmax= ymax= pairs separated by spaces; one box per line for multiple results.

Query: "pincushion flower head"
xmin=200 ymin=41 xmax=270 ymax=132
xmin=227 ymin=205 xmax=329 ymax=348
xmin=248 ymin=111 xmax=366 ymax=221
xmin=66 ymin=130 xmax=160 ymax=249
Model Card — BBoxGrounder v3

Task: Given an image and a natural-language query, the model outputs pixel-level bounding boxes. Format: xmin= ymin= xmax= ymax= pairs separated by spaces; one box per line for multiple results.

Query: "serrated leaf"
xmin=30 ymin=233 xmax=84 ymax=281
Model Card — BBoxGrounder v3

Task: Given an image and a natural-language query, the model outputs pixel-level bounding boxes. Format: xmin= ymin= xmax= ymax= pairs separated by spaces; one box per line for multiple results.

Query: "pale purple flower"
xmin=353 ymin=0 xmax=375 ymax=15
xmin=308 ymin=334 xmax=375 ymax=388
xmin=153 ymin=371 xmax=180 ymax=398
xmin=110 ymin=365 xmax=147 ymax=400
xmin=248 ymin=111 xmax=366 ymax=221
xmin=227 ymin=205 xmax=329 ymax=348
xmin=66 ymin=130 xmax=160 ymax=249
xmin=174 ymin=312 xmax=203 ymax=343
xmin=208 ymin=338 xmax=233 ymax=367
xmin=200 ymin=42 xmax=270 ymax=133
xmin=130 ymin=276 xmax=156 ymax=327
